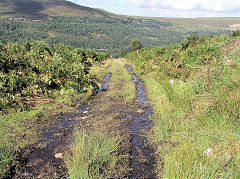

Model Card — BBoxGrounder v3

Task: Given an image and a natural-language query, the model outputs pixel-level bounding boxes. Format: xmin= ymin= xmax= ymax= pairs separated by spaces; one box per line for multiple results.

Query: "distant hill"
xmin=0 ymin=0 xmax=111 ymax=18
xmin=0 ymin=0 xmax=240 ymax=31
xmin=1 ymin=0 xmax=240 ymax=57
xmin=154 ymin=17 xmax=240 ymax=32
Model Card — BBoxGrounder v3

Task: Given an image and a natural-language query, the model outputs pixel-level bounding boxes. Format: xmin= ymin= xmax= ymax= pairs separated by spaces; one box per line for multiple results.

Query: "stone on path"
xmin=137 ymin=109 xmax=144 ymax=113
xmin=170 ymin=79 xmax=174 ymax=85
xmin=203 ymin=148 xmax=213 ymax=157
xmin=55 ymin=153 xmax=63 ymax=160
xmin=81 ymin=116 xmax=88 ymax=120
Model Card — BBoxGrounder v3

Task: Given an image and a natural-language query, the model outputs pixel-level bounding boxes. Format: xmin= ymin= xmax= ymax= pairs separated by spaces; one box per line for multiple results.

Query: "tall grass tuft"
xmin=66 ymin=130 xmax=121 ymax=179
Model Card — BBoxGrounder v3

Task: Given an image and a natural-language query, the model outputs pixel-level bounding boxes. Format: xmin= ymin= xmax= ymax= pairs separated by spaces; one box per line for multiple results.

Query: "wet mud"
xmin=96 ymin=72 xmax=111 ymax=92
xmin=12 ymin=73 xmax=112 ymax=178
xmin=127 ymin=66 xmax=156 ymax=179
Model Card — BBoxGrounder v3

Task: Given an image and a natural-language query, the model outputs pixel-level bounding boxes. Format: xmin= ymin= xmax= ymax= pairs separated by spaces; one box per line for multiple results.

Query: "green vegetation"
xmin=231 ymin=30 xmax=240 ymax=37
xmin=153 ymin=17 xmax=240 ymax=32
xmin=66 ymin=130 xmax=122 ymax=179
xmin=126 ymin=35 xmax=240 ymax=178
xmin=0 ymin=16 xmax=230 ymax=57
xmin=0 ymin=41 xmax=108 ymax=112
xmin=130 ymin=39 xmax=143 ymax=51
xmin=0 ymin=0 xmax=239 ymax=58
xmin=0 ymin=16 xmax=184 ymax=57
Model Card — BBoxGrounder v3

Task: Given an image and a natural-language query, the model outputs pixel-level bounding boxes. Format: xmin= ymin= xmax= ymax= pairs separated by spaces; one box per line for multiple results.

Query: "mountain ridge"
xmin=0 ymin=0 xmax=112 ymax=18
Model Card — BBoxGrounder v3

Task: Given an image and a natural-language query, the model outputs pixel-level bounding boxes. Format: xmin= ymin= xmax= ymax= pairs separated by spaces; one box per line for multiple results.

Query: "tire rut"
xmin=127 ymin=65 xmax=157 ymax=179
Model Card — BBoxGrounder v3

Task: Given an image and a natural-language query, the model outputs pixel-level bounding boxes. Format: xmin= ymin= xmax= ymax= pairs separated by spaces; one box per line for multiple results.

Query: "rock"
xmin=81 ymin=116 xmax=88 ymax=120
xmin=137 ymin=109 xmax=144 ymax=113
xmin=203 ymin=148 xmax=213 ymax=157
xmin=54 ymin=132 xmax=64 ymax=138
xmin=169 ymin=80 xmax=174 ymax=85
xmin=225 ymin=152 xmax=232 ymax=162
xmin=55 ymin=153 xmax=63 ymax=160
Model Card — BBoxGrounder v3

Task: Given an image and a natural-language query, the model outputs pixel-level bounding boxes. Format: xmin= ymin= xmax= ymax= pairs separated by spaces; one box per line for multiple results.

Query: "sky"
xmin=69 ymin=0 xmax=240 ymax=18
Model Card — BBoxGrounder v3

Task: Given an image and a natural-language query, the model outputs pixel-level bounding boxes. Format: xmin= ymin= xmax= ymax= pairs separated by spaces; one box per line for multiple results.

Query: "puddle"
xmin=14 ymin=73 xmax=112 ymax=177
xmin=127 ymin=66 xmax=156 ymax=178
xmin=96 ymin=73 xmax=111 ymax=92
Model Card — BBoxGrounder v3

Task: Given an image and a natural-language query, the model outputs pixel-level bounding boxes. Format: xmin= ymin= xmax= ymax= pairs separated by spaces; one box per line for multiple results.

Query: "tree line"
xmin=0 ymin=16 xmax=229 ymax=57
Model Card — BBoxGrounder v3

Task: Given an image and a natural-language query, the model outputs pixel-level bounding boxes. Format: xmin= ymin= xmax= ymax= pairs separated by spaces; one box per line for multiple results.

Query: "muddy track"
xmin=10 ymin=64 xmax=156 ymax=178
xmin=12 ymin=73 xmax=112 ymax=179
xmin=127 ymin=66 xmax=157 ymax=179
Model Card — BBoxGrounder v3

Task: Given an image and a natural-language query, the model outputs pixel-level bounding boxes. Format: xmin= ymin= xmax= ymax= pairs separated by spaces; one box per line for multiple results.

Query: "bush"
xmin=0 ymin=41 xmax=109 ymax=112
xmin=129 ymin=39 xmax=143 ymax=51
xmin=231 ymin=30 xmax=240 ymax=37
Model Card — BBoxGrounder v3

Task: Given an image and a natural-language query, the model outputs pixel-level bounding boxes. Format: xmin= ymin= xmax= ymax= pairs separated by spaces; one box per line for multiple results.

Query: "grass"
xmin=66 ymin=130 xmax=122 ymax=179
xmin=143 ymin=70 xmax=240 ymax=178
xmin=126 ymin=35 xmax=240 ymax=178
xmin=0 ymin=103 xmax=50 ymax=176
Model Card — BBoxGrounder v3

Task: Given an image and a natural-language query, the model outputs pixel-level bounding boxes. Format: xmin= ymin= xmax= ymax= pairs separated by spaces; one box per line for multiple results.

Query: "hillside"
xmin=154 ymin=17 xmax=240 ymax=32
xmin=0 ymin=0 xmax=240 ymax=57
xmin=0 ymin=15 xmax=231 ymax=57
xmin=0 ymin=0 xmax=111 ymax=18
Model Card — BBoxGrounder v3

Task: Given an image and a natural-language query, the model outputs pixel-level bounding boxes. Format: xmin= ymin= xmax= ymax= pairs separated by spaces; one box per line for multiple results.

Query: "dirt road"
xmin=12 ymin=59 xmax=156 ymax=178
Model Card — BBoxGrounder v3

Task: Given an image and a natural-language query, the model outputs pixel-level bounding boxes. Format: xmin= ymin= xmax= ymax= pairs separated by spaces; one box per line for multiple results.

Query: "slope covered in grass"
xmin=0 ymin=0 xmax=111 ymax=18
xmin=126 ymin=34 xmax=240 ymax=178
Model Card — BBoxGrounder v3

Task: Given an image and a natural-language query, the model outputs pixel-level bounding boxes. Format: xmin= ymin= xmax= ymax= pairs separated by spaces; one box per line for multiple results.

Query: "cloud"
xmin=127 ymin=0 xmax=240 ymax=13
xmin=69 ymin=0 xmax=240 ymax=17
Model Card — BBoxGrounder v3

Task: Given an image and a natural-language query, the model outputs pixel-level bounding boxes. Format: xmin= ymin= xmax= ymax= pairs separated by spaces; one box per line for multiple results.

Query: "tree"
xmin=231 ymin=30 xmax=240 ymax=37
xmin=130 ymin=39 xmax=142 ymax=51
xmin=181 ymin=32 xmax=199 ymax=50
xmin=119 ymin=49 xmax=128 ymax=58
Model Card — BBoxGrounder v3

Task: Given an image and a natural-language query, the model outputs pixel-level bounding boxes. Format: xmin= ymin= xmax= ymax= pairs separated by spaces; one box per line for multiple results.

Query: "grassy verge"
xmin=143 ymin=70 xmax=240 ymax=178
xmin=126 ymin=36 xmax=240 ymax=178
xmin=66 ymin=130 xmax=122 ymax=179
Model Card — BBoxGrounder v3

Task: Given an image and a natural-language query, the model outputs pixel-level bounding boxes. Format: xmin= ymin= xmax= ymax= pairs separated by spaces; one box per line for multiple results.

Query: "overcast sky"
xmin=69 ymin=0 xmax=240 ymax=18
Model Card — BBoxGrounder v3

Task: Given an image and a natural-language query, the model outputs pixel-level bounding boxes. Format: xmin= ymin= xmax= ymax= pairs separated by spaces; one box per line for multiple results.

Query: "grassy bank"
xmin=126 ymin=35 xmax=240 ymax=178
